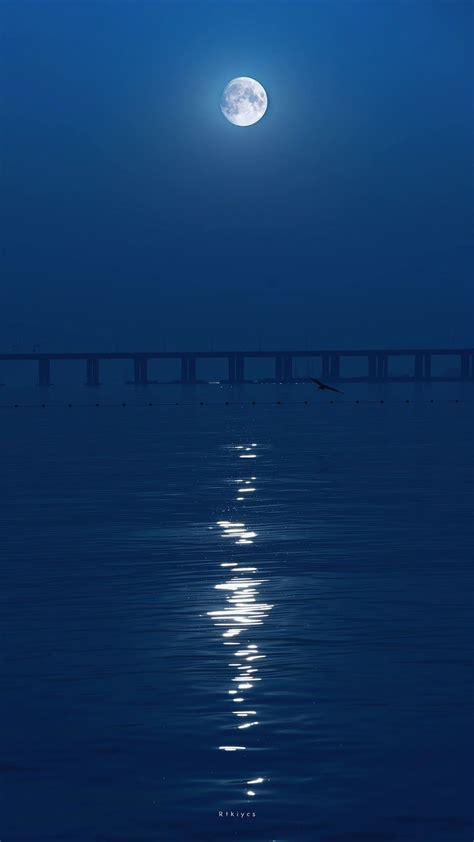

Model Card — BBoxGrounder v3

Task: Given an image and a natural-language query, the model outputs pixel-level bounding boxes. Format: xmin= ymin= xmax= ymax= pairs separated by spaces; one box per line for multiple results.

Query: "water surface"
xmin=0 ymin=384 xmax=473 ymax=841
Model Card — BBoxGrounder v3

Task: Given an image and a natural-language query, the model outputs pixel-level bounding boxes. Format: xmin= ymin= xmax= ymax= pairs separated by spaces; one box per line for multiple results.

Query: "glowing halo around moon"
xmin=220 ymin=77 xmax=268 ymax=127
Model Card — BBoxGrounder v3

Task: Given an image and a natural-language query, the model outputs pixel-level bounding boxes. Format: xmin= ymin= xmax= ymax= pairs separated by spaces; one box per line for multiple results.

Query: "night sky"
xmin=1 ymin=1 xmax=472 ymax=351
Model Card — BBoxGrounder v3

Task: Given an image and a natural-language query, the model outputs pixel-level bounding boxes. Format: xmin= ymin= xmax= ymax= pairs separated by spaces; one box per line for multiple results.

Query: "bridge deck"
xmin=1 ymin=349 xmax=472 ymax=385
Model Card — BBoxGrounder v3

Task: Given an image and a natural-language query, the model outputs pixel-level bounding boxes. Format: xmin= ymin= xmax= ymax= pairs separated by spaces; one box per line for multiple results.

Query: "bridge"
xmin=0 ymin=348 xmax=473 ymax=385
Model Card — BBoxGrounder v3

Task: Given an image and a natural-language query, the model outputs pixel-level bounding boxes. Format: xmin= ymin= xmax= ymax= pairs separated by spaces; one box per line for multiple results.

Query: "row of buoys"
xmin=0 ymin=399 xmax=467 ymax=408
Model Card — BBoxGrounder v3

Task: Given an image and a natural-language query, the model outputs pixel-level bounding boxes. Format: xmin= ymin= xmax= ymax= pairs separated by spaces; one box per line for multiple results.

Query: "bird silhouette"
xmin=310 ymin=377 xmax=343 ymax=394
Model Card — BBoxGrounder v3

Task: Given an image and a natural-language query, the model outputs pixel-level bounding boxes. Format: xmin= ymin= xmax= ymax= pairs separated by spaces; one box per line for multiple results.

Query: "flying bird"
xmin=310 ymin=377 xmax=343 ymax=394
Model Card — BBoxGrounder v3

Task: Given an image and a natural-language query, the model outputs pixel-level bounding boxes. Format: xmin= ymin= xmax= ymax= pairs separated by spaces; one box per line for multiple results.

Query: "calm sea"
xmin=0 ymin=382 xmax=473 ymax=842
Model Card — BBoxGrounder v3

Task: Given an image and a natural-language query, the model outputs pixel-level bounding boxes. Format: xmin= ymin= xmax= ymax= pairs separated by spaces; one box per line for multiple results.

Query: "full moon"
xmin=220 ymin=77 xmax=268 ymax=127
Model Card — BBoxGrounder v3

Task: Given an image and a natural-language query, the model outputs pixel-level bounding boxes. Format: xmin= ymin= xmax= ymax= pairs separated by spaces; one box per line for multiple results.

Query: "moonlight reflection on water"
xmin=207 ymin=442 xmax=273 ymax=798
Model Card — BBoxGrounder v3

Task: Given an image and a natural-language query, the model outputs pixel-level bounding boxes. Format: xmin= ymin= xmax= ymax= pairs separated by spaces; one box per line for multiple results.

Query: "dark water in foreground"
xmin=0 ymin=384 xmax=473 ymax=842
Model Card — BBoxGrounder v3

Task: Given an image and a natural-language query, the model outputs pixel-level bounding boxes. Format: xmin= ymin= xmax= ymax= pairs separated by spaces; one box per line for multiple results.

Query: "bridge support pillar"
xmin=181 ymin=355 xmax=196 ymax=384
xmin=38 ymin=358 xmax=51 ymax=387
xmin=86 ymin=358 xmax=100 ymax=386
xmin=368 ymin=353 xmax=377 ymax=381
xmin=235 ymin=354 xmax=245 ymax=383
xmin=377 ymin=353 xmax=388 ymax=380
xmin=414 ymin=352 xmax=423 ymax=381
xmin=282 ymin=355 xmax=293 ymax=383
xmin=275 ymin=355 xmax=283 ymax=382
xmin=330 ymin=353 xmax=340 ymax=380
xmin=228 ymin=355 xmax=236 ymax=383
xmin=460 ymin=351 xmax=470 ymax=380
xmin=133 ymin=357 xmax=148 ymax=385
xmin=322 ymin=353 xmax=330 ymax=380
xmin=424 ymin=353 xmax=432 ymax=381
xmin=181 ymin=356 xmax=188 ymax=383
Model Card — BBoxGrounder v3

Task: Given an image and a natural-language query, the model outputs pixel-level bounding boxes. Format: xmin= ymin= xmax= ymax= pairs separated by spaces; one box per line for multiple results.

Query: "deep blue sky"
xmin=1 ymin=0 xmax=472 ymax=351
